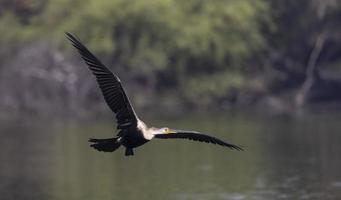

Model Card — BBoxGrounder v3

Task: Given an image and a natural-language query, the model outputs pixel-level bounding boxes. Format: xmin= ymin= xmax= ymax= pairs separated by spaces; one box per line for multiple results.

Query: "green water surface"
xmin=1 ymin=112 xmax=341 ymax=200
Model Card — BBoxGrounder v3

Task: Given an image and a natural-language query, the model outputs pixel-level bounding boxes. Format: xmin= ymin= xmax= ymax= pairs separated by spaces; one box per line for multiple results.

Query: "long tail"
xmin=88 ymin=138 xmax=121 ymax=152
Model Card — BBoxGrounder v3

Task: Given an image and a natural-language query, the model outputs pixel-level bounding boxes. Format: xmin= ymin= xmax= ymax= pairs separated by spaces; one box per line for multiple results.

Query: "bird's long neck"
xmin=137 ymin=119 xmax=154 ymax=140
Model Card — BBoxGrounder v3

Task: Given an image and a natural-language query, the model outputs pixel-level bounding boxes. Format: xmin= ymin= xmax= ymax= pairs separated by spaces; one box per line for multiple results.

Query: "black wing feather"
xmin=66 ymin=32 xmax=137 ymax=129
xmin=155 ymin=131 xmax=243 ymax=151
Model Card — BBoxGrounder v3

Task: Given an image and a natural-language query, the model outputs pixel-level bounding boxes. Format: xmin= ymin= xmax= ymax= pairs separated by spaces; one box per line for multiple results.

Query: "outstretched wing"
xmin=154 ymin=130 xmax=243 ymax=150
xmin=66 ymin=33 xmax=137 ymax=130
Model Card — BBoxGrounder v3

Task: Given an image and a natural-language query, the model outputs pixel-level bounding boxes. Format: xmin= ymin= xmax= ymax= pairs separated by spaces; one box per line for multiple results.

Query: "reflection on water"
xmin=1 ymin=112 xmax=341 ymax=200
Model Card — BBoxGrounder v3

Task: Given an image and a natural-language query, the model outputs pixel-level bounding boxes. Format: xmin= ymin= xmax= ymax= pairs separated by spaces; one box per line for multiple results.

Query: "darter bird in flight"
xmin=66 ymin=32 xmax=243 ymax=156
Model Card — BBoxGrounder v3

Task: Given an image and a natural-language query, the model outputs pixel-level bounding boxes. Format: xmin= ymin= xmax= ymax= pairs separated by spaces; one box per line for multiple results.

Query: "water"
xmin=1 ymin=112 xmax=341 ymax=200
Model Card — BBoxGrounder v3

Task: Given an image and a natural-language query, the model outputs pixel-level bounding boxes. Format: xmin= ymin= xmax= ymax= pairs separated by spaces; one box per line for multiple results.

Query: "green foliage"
xmin=42 ymin=0 xmax=269 ymax=104
xmin=184 ymin=71 xmax=245 ymax=106
xmin=263 ymin=0 xmax=341 ymax=91
xmin=3 ymin=0 xmax=341 ymax=113
xmin=0 ymin=12 xmax=34 ymax=45
xmin=0 ymin=0 xmax=271 ymax=110
xmin=6 ymin=0 xmax=268 ymax=106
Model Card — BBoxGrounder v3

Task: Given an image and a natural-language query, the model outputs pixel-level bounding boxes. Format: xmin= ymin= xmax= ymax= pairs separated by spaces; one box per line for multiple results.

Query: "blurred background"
xmin=1 ymin=0 xmax=341 ymax=199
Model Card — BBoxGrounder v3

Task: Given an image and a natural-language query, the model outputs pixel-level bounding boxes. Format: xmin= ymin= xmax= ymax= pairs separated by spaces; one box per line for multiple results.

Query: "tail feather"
xmin=89 ymin=137 xmax=121 ymax=152
xmin=89 ymin=138 xmax=115 ymax=143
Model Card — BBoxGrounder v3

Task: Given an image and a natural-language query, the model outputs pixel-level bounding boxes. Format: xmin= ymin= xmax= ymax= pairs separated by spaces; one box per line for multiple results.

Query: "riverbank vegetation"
xmin=1 ymin=0 xmax=341 ymax=117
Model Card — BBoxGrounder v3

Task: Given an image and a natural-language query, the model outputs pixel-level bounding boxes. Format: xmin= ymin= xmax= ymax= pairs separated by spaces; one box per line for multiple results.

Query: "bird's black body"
xmin=123 ymin=136 xmax=149 ymax=156
xmin=121 ymin=129 xmax=149 ymax=149
xmin=66 ymin=32 xmax=243 ymax=156
xmin=90 ymin=127 xmax=149 ymax=156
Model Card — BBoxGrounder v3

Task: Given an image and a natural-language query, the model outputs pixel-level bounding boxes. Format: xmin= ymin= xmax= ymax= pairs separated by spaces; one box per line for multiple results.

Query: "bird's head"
xmin=149 ymin=127 xmax=177 ymax=135
xmin=160 ymin=127 xmax=176 ymax=134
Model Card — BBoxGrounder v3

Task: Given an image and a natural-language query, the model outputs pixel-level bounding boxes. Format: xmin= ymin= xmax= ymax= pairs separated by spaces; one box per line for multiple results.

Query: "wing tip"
xmin=65 ymin=32 xmax=75 ymax=41
xmin=65 ymin=32 xmax=82 ymax=47
xmin=230 ymin=144 xmax=244 ymax=151
xmin=88 ymin=138 xmax=100 ymax=143
xmin=65 ymin=31 xmax=71 ymax=37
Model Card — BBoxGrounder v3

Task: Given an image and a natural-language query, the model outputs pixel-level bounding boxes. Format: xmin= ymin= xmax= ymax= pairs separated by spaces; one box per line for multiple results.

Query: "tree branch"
xmin=295 ymin=32 xmax=326 ymax=107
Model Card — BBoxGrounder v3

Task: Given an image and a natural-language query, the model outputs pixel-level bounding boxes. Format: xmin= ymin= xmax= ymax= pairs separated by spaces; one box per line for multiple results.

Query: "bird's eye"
xmin=164 ymin=128 xmax=169 ymax=132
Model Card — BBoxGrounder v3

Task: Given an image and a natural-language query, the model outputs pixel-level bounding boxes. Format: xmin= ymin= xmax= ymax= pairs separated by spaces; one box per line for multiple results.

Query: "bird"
xmin=66 ymin=32 xmax=243 ymax=156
